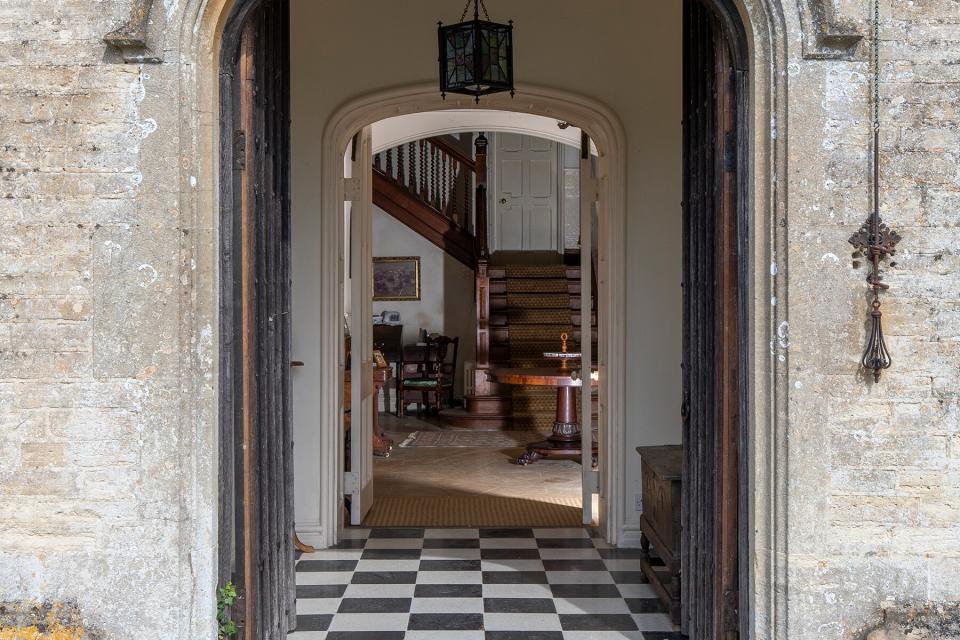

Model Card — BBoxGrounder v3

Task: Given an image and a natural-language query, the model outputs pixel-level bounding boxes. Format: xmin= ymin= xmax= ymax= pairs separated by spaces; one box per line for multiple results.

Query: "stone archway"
xmin=159 ymin=0 xmax=799 ymax=635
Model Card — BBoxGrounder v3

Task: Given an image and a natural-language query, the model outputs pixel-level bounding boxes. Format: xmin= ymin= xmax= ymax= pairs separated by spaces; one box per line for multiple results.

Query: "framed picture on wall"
xmin=372 ymin=256 xmax=421 ymax=301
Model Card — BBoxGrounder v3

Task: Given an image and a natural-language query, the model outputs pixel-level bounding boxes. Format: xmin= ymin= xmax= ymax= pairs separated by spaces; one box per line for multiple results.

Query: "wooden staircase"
xmin=446 ymin=261 xmax=599 ymax=430
xmin=373 ymin=136 xmax=478 ymax=268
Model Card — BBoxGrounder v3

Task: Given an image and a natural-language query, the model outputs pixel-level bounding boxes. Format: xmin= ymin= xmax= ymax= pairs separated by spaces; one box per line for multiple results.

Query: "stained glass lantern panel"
xmin=438 ymin=18 xmax=513 ymax=101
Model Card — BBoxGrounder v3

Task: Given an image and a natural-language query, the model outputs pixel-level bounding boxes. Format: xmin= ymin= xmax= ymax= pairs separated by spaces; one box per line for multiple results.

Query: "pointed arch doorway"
xmin=212 ymin=0 xmax=756 ymax=637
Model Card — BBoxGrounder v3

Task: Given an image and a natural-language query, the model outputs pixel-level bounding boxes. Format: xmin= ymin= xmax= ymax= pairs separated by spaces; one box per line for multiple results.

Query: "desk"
xmin=489 ymin=367 xmax=598 ymax=466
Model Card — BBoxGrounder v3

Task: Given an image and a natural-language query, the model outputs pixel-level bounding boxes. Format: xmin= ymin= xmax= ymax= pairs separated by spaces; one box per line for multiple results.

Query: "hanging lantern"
xmin=438 ymin=0 xmax=514 ymax=103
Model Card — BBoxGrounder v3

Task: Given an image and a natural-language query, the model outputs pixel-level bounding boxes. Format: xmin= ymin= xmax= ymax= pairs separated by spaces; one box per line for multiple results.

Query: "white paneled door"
xmin=493 ymin=133 xmax=559 ymax=251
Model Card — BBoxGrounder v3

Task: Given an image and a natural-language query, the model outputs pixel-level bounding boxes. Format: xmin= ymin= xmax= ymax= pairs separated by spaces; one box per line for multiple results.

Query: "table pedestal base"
xmin=517 ymin=437 xmax=598 ymax=466
xmin=517 ymin=386 xmax=595 ymax=466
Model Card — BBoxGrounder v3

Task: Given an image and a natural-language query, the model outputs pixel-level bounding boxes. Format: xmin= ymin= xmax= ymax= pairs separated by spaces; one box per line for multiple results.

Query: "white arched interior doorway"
xmin=300 ymin=89 xmax=628 ymax=548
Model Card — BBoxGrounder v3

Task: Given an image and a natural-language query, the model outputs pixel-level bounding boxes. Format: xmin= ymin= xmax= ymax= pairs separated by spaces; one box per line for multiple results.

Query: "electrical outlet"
xmin=634 ymin=494 xmax=643 ymax=512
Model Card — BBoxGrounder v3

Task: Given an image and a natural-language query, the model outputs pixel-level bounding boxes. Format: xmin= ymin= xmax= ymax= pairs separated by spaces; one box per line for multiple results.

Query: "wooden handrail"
xmin=428 ymin=136 xmax=476 ymax=172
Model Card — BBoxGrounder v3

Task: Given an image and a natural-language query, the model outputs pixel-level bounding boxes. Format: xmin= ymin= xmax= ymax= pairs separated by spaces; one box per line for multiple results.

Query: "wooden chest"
xmin=636 ymin=445 xmax=682 ymax=625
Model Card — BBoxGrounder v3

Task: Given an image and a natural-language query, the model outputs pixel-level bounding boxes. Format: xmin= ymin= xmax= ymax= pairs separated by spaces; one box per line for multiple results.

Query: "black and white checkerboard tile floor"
xmin=289 ymin=526 xmax=683 ymax=639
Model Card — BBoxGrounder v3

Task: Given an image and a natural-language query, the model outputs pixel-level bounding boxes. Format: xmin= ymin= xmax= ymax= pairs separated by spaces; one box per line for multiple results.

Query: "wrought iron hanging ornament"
xmin=849 ymin=0 xmax=902 ymax=383
xmin=438 ymin=0 xmax=514 ymax=103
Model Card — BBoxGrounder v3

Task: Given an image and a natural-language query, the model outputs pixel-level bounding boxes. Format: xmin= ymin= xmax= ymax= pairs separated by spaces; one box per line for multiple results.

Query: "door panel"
xmin=493 ymin=133 xmax=559 ymax=251
xmin=218 ymin=0 xmax=295 ymax=637
xmin=349 ymin=128 xmax=376 ymax=526
xmin=681 ymin=0 xmax=745 ymax=638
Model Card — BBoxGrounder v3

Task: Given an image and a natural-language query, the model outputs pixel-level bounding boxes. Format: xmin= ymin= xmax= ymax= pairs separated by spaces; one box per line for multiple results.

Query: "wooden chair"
xmin=395 ymin=336 xmax=459 ymax=415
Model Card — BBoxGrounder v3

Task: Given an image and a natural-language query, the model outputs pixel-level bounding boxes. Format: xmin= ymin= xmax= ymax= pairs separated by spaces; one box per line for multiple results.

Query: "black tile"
xmin=326 ymin=633 xmax=405 ymax=640
xmin=368 ymin=527 xmax=424 ymax=538
xmin=536 ymin=538 xmax=596 ymax=548
xmin=484 ymin=597 xmax=557 ymax=613
xmin=360 ymin=548 xmax=421 ymax=560
xmin=331 ymin=538 xmax=367 ymax=549
xmin=422 ymin=538 xmax=480 ymax=548
xmin=296 ymin=584 xmax=347 ymax=598
xmin=337 ymin=597 xmax=411 ymax=613
xmin=295 ymin=614 xmax=333 ymax=631
xmin=559 ymin=613 xmax=639 ymax=631
xmin=640 ymin=633 xmax=687 ymax=640
xmin=479 ymin=528 xmax=534 ymax=538
xmin=481 ymin=548 xmax=541 ymax=560
xmin=419 ymin=559 xmax=481 ymax=572
xmin=611 ymin=571 xmax=649 ymax=584
xmin=626 ymin=597 xmax=667 ymax=613
xmin=415 ymin=583 xmax=483 ymax=598
xmin=550 ymin=583 xmax=621 ymax=598
xmin=482 ymin=571 xmax=548 ymax=584
xmin=587 ymin=527 xmax=603 ymax=538
xmin=409 ymin=613 xmax=484 ymax=630
xmin=297 ymin=559 xmax=358 ymax=572
xmin=351 ymin=571 xmax=418 ymax=584
xmin=485 ymin=633 xmax=564 ymax=640
xmin=597 ymin=547 xmax=646 ymax=559
xmin=542 ymin=559 xmax=607 ymax=571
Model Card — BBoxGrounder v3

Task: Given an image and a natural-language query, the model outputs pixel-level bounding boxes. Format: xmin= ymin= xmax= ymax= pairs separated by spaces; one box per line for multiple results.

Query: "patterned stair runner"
xmin=504 ymin=264 xmax=574 ymax=431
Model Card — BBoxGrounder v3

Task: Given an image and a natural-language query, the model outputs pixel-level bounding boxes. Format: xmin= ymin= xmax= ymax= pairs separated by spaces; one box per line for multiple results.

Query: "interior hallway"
xmin=376 ymin=413 xmax=583 ymax=501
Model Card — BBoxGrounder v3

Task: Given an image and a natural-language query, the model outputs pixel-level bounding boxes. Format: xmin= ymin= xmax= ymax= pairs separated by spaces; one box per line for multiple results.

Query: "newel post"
xmin=473 ymin=133 xmax=491 ymax=391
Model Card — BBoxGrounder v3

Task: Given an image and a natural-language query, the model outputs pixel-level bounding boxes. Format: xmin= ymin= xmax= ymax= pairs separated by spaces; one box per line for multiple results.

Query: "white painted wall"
xmin=290 ymin=0 xmax=683 ymax=542
xmin=371 ymin=206 xmax=476 ymax=398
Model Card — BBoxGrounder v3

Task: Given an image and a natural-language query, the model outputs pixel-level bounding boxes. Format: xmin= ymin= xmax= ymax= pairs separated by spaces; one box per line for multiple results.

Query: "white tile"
xmin=633 ymin=612 xmax=675 ymax=630
xmin=482 ymin=583 xmax=552 ymax=598
xmin=286 ymin=631 xmax=326 ymax=640
xmin=602 ymin=559 xmax=643 ymax=571
xmin=533 ymin=528 xmax=589 ymax=538
xmin=328 ymin=612 xmax=410 ymax=631
xmin=479 ymin=538 xmax=539 ymax=549
xmin=363 ymin=538 xmax=424 ymax=549
xmin=340 ymin=528 xmax=370 ymax=539
xmin=296 ymin=597 xmax=341 ymax=615
xmin=616 ymin=584 xmax=657 ymax=598
xmin=299 ymin=550 xmax=363 ymax=561
xmin=410 ymin=597 xmax=484 ymax=613
xmin=354 ymin=559 xmax=421 ymax=572
xmin=343 ymin=584 xmax=416 ymax=598
xmin=480 ymin=559 xmax=545 ymax=572
xmin=419 ymin=548 xmax=481 ymax=560
xmin=342 ymin=583 xmax=415 ymax=598
xmin=546 ymin=571 xmax=614 ymax=584
xmin=483 ymin=612 xmax=562 ymax=631
xmin=404 ymin=632 xmax=484 ymax=640
xmin=296 ymin=571 xmax=353 ymax=585
xmin=538 ymin=548 xmax=601 ymax=560
xmin=423 ymin=528 xmax=478 ymax=538
xmin=416 ymin=570 xmax=482 ymax=584
xmin=553 ymin=597 xmax=631 ymax=614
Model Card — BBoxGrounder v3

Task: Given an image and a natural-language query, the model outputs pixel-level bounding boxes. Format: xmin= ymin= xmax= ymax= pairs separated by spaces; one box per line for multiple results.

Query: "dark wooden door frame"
xmin=217 ymin=1 xmax=295 ymax=639
xmin=681 ymin=0 xmax=750 ymax=638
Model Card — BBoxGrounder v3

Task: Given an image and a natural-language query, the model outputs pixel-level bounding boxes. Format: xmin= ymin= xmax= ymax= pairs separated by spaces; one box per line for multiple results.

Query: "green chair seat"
xmin=403 ymin=378 xmax=440 ymax=388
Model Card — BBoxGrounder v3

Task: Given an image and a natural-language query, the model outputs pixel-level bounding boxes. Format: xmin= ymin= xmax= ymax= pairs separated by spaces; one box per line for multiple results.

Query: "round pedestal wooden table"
xmin=488 ymin=367 xmax=598 ymax=466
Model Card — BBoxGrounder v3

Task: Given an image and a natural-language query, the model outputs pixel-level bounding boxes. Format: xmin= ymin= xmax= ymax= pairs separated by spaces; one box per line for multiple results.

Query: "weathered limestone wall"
xmin=0 ymin=1 xmax=213 ymax=638
xmin=784 ymin=0 xmax=960 ymax=637
xmin=0 ymin=0 xmax=957 ymax=638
